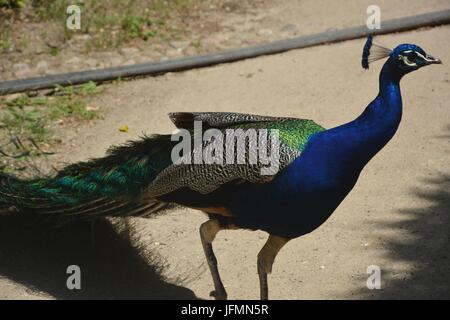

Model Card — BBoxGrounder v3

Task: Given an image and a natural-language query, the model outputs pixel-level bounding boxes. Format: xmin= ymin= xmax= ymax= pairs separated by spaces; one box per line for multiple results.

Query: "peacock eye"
xmin=407 ymin=52 xmax=417 ymax=61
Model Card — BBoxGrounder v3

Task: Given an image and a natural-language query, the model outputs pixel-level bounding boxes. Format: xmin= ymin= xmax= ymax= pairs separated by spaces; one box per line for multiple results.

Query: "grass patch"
xmin=1 ymin=0 xmax=196 ymax=55
xmin=0 ymin=0 xmax=25 ymax=9
xmin=26 ymin=0 xmax=193 ymax=50
xmin=0 ymin=82 xmax=101 ymax=174
xmin=0 ymin=31 xmax=12 ymax=53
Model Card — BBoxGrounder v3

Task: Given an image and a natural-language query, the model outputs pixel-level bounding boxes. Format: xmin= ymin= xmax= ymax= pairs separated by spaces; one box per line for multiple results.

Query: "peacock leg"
xmin=257 ymin=234 xmax=289 ymax=300
xmin=199 ymin=219 xmax=228 ymax=300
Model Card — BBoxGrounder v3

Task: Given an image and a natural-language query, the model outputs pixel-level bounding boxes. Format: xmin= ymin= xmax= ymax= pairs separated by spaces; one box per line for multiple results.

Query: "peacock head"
xmin=362 ymin=35 xmax=441 ymax=75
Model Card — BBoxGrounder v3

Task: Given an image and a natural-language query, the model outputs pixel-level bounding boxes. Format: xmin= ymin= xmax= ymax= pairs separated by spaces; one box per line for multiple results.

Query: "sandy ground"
xmin=1 ymin=1 xmax=450 ymax=299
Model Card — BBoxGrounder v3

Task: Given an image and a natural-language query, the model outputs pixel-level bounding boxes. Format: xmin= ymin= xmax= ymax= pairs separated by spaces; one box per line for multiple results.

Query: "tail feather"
xmin=0 ymin=134 xmax=176 ymax=221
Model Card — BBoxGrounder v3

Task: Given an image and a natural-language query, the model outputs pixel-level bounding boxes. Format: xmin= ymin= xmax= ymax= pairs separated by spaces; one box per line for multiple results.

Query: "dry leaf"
xmin=85 ymin=105 xmax=99 ymax=111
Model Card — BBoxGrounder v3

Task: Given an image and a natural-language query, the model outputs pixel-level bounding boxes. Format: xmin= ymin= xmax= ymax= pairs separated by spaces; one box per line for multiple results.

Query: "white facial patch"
xmin=398 ymin=50 xmax=418 ymax=67
xmin=419 ymin=51 xmax=437 ymax=63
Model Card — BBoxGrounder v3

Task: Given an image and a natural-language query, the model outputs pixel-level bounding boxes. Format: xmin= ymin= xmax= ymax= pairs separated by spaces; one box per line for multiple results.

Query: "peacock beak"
xmin=424 ymin=54 xmax=442 ymax=65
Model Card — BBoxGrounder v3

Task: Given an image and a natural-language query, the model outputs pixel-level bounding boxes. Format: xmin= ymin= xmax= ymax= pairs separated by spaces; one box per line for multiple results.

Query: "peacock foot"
xmin=210 ymin=290 xmax=227 ymax=300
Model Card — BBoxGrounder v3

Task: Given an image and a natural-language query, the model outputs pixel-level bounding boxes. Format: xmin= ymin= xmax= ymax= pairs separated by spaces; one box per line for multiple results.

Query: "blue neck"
xmin=249 ymin=61 xmax=407 ymax=236
xmin=322 ymin=61 xmax=404 ymax=170
xmin=270 ymin=60 xmax=405 ymax=200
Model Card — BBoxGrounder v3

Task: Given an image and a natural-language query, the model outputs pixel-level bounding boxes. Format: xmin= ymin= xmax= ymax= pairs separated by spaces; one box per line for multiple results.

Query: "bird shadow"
xmin=0 ymin=215 xmax=197 ymax=299
xmin=354 ymin=127 xmax=450 ymax=299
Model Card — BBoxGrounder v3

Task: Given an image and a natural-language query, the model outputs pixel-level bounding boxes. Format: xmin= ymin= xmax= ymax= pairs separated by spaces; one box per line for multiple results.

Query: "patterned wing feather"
xmin=168 ymin=112 xmax=299 ymax=129
xmin=148 ymin=115 xmax=325 ymax=197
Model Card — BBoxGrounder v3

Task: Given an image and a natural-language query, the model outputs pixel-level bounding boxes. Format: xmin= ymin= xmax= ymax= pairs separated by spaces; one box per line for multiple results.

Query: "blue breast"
xmin=229 ymin=63 xmax=404 ymax=238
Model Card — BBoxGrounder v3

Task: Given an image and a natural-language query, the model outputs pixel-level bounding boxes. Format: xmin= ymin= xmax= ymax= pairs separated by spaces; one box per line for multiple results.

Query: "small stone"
xmin=166 ymin=49 xmax=183 ymax=58
xmin=13 ymin=63 xmax=32 ymax=77
xmin=169 ymin=40 xmax=190 ymax=51
xmin=320 ymin=265 xmax=325 ymax=269
xmin=119 ymin=47 xmax=139 ymax=55
xmin=123 ymin=59 xmax=136 ymax=66
xmin=257 ymin=29 xmax=273 ymax=36
xmin=238 ymin=33 xmax=250 ymax=42
xmin=67 ymin=56 xmax=82 ymax=65
xmin=73 ymin=34 xmax=91 ymax=41
xmin=85 ymin=105 xmax=99 ymax=111
xmin=13 ymin=63 xmax=29 ymax=71
xmin=85 ymin=58 xmax=98 ymax=68
xmin=36 ymin=60 xmax=49 ymax=74
xmin=280 ymin=24 xmax=298 ymax=34
xmin=5 ymin=93 xmax=22 ymax=101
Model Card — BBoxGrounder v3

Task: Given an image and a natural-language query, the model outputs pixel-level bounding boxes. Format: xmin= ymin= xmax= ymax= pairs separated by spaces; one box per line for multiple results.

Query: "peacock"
xmin=0 ymin=36 xmax=441 ymax=300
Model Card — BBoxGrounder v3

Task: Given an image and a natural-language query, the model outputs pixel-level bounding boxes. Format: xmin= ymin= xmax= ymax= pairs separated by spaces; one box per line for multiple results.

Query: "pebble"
xmin=85 ymin=58 xmax=98 ymax=68
xmin=257 ymin=29 xmax=273 ymax=36
xmin=166 ymin=49 xmax=183 ymax=58
xmin=280 ymin=24 xmax=298 ymax=34
xmin=123 ymin=59 xmax=136 ymax=66
xmin=73 ymin=34 xmax=92 ymax=41
xmin=36 ymin=60 xmax=49 ymax=74
xmin=119 ymin=47 xmax=139 ymax=55
xmin=237 ymin=33 xmax=250 ymax=42
xmin=169 ymin=40 xmax=190 ymax=51
xmin=13 ymin=63 xmax=32 ymax=77
xmin=67 ymin=56 xmax=82 ymax=65
xmin=13 ymin=63 xmax=29 ymax=71
xmin=5 ymin=93 xmax=22 ymax=101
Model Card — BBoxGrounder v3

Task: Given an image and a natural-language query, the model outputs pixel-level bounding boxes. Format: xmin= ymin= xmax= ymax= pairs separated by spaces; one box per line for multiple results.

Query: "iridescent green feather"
xmin=228 ymin=119 xmax=325 ymax=151
xmin=0 ymin=134 xmax=175 ymax=214
xmin=0 ymin=113 xmax=326 ymax=218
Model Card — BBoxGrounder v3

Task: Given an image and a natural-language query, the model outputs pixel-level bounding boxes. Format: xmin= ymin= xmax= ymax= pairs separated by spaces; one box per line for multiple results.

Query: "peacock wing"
xmin=147 ymin=116 xmax=325 ymax=197
xmin=168 ymin=111 xmax=299 ymax=129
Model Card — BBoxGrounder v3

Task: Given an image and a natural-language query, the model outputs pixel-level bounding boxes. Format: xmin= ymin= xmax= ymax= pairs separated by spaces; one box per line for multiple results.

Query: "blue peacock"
xmin=0 ymin=36 xmax=441 ymax=299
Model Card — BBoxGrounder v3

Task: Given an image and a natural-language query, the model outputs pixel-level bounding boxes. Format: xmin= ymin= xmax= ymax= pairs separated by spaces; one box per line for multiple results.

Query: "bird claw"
xmin=210 ymin=290 xmax=227 ymax=300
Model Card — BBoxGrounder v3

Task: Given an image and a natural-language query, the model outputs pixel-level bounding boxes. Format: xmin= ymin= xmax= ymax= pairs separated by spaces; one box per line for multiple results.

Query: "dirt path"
xmin=2 ymin=0 xmax=449 ymax=80
xmin=1 ymin=1 xmax=450 ymax=300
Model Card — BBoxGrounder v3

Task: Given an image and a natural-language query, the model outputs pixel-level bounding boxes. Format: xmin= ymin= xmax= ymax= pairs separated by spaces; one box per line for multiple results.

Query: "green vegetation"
xmin=0 ymin=32 xmax=11 ymax=53
xmin=1 ymin=81 xmax=100 ymax=142
xmin=0 ymin=82 xmax=101 ymax=173
xmin=1 ymin=95 xmax=50 ymax=143
xmin=1 ymin=0 xmax=193 ymax=52
xmin=0 ymin=0 xmax=25 ymax=8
